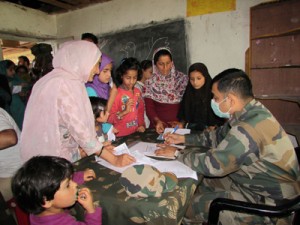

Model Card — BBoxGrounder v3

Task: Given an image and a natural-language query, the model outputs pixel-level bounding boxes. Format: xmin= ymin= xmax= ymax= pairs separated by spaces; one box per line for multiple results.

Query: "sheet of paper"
xmin=113 ymin=143 xmax=130 ymax=155
xmin=157 ymin=128 xmax=191 ymax=140
xmin=288 ymin=133 xmax=299 ymax=148
xmin=12 ymin=85 xmax=22 ymax=94
xmin=129 ymin=141 xmax=185 ymax=159
xmin=95 ymin=142 xmax=197 ymax=180
xmin=152 ymin=161 xmax=198 ymax=180
xmin=95 ymin=150 xmax=156 ymax=173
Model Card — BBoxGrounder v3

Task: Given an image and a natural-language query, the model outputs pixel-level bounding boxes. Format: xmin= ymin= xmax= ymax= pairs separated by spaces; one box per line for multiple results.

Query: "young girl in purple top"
xmin=86 ymin=53 xmax=113 ymax=100
xmin=11 ymin=156 xmax=101 ymax=225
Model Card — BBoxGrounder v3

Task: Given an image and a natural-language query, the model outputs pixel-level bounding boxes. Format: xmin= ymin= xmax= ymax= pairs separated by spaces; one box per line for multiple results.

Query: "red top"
xmin=144 ymin=97 xmax=180 ymax=128
xmin=108 ymin=87 xmax=145 ymax=137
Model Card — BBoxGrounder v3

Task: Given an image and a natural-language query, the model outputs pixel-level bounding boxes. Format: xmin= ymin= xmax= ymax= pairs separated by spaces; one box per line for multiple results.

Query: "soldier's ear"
xmin=227 ymin=92 xmax=242 ymax=111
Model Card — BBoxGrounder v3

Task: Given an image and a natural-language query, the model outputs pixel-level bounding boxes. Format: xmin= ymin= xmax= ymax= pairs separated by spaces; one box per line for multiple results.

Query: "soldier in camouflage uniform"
xmin=156 ymin=69 xmax=300 ymax=225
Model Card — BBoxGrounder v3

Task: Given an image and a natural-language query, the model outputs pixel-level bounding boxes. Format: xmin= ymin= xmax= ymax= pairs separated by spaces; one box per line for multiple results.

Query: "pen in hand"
xmin=170 ymin=125 xmax=179 ymax=134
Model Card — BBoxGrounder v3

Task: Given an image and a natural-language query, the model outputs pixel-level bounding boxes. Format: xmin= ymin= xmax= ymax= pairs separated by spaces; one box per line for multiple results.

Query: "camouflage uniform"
xmin=119 ymin=164 xmax=178 ymax=198
xmin=177 ymin=99 xmax=300 ymax=225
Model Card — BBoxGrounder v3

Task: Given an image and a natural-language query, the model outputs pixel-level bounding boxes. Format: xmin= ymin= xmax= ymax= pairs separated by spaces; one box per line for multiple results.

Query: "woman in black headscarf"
xmin=177 ymin=63 xmax=224 ymax=131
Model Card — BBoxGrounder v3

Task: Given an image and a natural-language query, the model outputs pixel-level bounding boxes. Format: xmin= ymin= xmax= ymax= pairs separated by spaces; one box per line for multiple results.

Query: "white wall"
xmin=0 ymin=1 xmax=56 ymax=41
xmin=57 ymin=0 xmax=269 ymax=76
xmin=186 ymin=0 xmax=268 ymax=76
xmin=0 ymin=0 xmax=269 ymax=76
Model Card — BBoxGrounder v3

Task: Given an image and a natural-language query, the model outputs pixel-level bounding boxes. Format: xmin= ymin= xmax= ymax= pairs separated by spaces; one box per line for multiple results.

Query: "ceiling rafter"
xmin=38 ymin=0 xmax=76 ymax=10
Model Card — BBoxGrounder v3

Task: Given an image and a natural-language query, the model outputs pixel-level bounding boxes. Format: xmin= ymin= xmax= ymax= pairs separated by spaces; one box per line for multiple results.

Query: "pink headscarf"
xmin=21 ymin=40 xmax=102 ymax=162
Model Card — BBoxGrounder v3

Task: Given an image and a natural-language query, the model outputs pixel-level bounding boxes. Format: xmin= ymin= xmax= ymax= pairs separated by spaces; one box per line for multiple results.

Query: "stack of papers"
xmin=95 ymin=142 xmax=197 ymax=180
xmin=129 ymin=141 xmax=185 ymax=159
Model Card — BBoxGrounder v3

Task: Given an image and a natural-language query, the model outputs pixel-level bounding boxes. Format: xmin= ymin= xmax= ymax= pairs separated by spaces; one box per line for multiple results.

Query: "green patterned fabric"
xmin=120 ymin=164 xmax=178 ymax=198
xmin=73 ymin=129 xmax=199 ymax=225
xmin=180 ymin=99 xmax=300 ymax=224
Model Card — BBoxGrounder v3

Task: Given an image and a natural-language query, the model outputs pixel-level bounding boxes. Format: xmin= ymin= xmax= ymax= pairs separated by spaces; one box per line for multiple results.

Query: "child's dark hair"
xmin=81 ymin=32 xmax=98 ymax=44
xmin=115 ymin=57 xmax=142 ymax=85
xmin=11 ymin=156 xmax=74 ymax=215
xmin=18 ymin=56 xmax=30 ymax=65
xmin=141 ymin=60 xmax=152 ymax=71
xmin=89 ymin=97 xmax=107 ymax=119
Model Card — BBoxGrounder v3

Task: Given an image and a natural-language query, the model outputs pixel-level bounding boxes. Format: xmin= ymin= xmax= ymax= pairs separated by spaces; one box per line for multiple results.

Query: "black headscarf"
xmin=177 ymin=63 xmax=223 ymax=130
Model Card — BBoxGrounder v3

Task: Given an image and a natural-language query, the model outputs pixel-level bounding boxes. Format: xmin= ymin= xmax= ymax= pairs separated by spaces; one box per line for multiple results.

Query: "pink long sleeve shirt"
xmin=108 ymin=87 xmax=145 ymax=137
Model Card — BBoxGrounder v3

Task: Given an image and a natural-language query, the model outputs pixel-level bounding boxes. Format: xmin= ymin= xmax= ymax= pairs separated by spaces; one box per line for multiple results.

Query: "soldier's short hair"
xmin=212 ymin=68 xmax=254 ymax=99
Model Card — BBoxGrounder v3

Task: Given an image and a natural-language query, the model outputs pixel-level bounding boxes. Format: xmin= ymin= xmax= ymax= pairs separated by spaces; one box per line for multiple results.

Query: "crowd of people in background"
xmin=0 ymin=32 xmax=298 ymax=225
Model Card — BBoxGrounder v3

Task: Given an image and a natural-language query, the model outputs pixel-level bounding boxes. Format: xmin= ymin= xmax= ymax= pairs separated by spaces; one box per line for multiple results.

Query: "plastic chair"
xmin=207 ymin=196 xmax=300 ymax=225
xmin=207 ymin=147 xmax=300 ymax=225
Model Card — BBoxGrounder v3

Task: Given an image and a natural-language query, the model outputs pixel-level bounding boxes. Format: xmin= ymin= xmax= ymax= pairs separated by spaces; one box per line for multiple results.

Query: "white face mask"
xmin=211 ymin=98 xmax=231 ymax=118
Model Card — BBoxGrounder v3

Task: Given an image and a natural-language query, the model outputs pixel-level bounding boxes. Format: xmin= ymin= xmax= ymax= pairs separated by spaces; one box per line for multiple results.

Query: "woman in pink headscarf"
xmin=21 ymin=40 xmax=135 ymax=167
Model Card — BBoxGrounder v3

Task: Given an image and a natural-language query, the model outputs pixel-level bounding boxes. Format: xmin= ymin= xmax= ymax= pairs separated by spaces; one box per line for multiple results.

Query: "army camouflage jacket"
xmin=178 ymin=99 xmax=300 ymax=202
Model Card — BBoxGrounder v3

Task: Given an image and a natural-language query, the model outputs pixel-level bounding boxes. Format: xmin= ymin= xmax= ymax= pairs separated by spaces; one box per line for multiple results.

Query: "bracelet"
xmin=97 ymin=146 xmax=104 ymax=157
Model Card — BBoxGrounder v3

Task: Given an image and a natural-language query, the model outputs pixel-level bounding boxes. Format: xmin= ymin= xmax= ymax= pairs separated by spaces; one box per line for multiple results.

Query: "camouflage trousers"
xmin=184 ymin=176 xmax=291 ymax=225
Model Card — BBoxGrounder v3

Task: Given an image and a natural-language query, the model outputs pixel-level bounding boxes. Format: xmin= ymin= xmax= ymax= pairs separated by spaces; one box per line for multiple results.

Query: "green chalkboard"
xmin=98 ymin=20 xmax=187 ymax=74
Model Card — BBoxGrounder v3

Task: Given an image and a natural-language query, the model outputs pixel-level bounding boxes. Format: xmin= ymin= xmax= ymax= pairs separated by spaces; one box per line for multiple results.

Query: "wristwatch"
xmin=174 ymin=149 xmax=180 ymax=159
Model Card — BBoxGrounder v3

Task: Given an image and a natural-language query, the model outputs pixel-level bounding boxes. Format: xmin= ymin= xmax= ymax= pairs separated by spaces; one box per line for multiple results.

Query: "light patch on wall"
xmin=187 ymin=0 xmax=236 ymax=17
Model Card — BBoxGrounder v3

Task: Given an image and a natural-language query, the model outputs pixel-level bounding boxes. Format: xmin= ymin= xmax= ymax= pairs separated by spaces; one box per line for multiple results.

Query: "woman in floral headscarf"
xmin=21 ymin=40 xmax=135 ymax=167
xmin=144 ymin=47 xmax=188 ymax=133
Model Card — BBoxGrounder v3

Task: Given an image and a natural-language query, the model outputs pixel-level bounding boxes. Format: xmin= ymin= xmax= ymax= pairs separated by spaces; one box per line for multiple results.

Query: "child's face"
xmin=121 ymin=69 xmax=138 ymax=91
xmin=189 ymin=71 xmax=205 ymax=90
xmin=142 ymin=67 xmax=153 ymax=80
xmin=50 ymin=178 xmax=78 ymax=209
xmin=6 ymin=65 xmax=15 ymax=77
xmin=98 ymin=63 xmax=113 ymax=84
xmin=96 ymin=110 xmax=109 ymax=123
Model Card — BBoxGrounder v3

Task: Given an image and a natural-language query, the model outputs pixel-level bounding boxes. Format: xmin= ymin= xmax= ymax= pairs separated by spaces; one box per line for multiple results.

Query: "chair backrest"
xmin=207 ymin=147 xmax=300 ymax=225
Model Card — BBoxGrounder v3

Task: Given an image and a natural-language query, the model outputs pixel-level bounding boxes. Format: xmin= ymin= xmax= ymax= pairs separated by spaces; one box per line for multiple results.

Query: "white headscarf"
xmin=21 ymin=40 xmax=102 ymax=162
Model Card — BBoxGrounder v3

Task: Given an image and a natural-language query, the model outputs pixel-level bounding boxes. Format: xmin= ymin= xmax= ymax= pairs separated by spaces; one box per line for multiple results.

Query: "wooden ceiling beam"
xmin=38 ymin=0 xmax=76 ymax=10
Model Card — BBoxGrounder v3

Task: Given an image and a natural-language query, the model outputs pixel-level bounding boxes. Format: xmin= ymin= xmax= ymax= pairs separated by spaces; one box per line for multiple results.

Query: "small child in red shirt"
xmin=108 ymin=58 xmax=145 ymax=137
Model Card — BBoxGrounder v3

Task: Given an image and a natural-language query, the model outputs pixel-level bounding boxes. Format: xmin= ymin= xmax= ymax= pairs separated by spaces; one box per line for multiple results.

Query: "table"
xmin=73 ymin=129 xmax=200 ymax=225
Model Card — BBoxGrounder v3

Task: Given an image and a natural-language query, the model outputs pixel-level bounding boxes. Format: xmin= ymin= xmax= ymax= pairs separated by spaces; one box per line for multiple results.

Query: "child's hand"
xmin=168 ymin=121 xmax=181 ymax=128
xmin=113 ymin=127 xmax=119 ymax=134
xmin=77 ymin=187 xmax=95 ymax=214
xmin=83 ymin=169 xmax=96 ymax=181
xmin=155 ymin=120 xmax=167 ymax=134
xmin=124 ymin=99 xmax=134 ymax=113
xmin=137 ymin=126 xmax=145 ymax=133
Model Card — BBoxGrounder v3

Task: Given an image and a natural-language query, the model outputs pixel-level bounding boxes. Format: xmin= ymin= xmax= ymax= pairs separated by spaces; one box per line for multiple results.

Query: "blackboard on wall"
xmin=98 ymin=20 xmax=187 ymax=75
